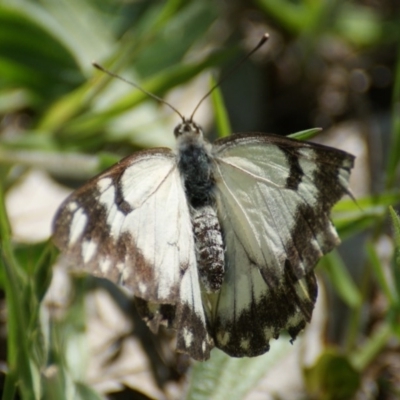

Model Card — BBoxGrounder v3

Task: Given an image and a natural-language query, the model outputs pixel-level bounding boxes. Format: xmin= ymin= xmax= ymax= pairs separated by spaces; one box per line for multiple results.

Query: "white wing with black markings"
xmin=209 ymin=133 xmax=354 ymax=356
xmin=53 ymin=148 xmax=213 ymax=360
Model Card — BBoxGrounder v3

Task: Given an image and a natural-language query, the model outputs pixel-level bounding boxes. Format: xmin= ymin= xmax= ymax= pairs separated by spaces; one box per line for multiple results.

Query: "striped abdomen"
xmin=191 ymin=205 xmax=224 ymax=293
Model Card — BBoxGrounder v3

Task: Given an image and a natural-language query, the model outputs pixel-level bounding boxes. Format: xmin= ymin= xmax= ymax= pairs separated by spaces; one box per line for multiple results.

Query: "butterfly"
xmin=53 ymin=115 xmax=354 ymax=361
xmin=52 ymin=33 xmax=354 ymax=361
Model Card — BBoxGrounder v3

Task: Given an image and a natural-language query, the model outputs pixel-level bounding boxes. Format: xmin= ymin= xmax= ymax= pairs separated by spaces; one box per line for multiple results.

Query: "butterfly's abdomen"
xmin=191 ymin=205 xmax=224 ymax=293
xmin=178 ymin=139 xmax=224 ymax=292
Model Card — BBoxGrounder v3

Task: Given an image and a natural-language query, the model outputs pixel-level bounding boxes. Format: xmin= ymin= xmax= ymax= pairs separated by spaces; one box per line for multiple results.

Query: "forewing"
xmin=213 ymin=132 xmax=354 ymax=282
xmin=211 ymin=132 xmax=354 ymax=355
xmin=53 ymin=148 xmax=193 ymax=303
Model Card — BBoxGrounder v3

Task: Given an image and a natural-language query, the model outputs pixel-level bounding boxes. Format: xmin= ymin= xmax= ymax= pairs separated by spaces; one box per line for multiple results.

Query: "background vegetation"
xmin=1 ymin=0 xmax=400 ymax=399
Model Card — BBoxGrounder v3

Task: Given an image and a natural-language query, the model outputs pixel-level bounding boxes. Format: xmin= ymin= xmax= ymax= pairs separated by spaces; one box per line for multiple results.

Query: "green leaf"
xmin=350 ymin=324 xmax=392 ymax=371
xmin=255 ymin=0 xmax=310 ymax=34
xmin=186 ymin=340 xmax=292 ymax=400
xmin=320 ymin=251 xmax=362 ymax=309
xmin=389 ymin=206 xmax=400 ymax=265
xmin=1 ymin=253 xmax=37 ymax=400
xmin=0 ymin=4 xmax=85 ymax=103
xmin=332 ymin=192 xmax=400 ymax=239
xmin=133 ymin=1 xmax=217 ymax=78
xmin=334 ymin=192 xmax=400 ymax=212
xmin=386 ymin=41 xmax=400 ymax=188
xmin=366 ymin=241 xmax=398 ymax=307
xmin=389 ymin=206 xmax=400 ymax=311
xmin=288 ymin=127 xmax=322 ymax=141
xmin=210 ymin=76 xmax=231 ymax=138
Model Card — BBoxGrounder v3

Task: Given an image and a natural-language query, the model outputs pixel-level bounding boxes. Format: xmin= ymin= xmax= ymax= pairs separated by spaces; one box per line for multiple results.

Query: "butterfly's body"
xmin=175 ymin=121 xmax=225 ymax=293
xmin=54 ymin=119 xmax=354 ymax=361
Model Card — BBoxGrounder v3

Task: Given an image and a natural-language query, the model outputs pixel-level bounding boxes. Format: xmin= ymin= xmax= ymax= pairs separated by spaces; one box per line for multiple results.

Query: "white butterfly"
xmin=53 ymin=116 xmax=354 ymax=361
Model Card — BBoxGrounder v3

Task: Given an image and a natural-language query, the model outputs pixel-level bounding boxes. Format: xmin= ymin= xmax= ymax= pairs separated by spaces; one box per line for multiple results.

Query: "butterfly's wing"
xmin=53 ymin=148 xmax=213 ymax=360
xmin=210 ymin=133 xmax=354 ymax=356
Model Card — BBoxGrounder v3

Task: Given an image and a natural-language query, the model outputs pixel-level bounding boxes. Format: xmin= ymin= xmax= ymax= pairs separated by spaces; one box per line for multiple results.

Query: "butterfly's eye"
xmin=192 ymin=122 xmax=202 ymax=135
xmin=174 ymin=124 xmax=183 ymax=138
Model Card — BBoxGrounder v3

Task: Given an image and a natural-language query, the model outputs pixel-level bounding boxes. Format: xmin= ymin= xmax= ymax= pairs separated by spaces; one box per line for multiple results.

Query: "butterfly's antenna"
xmin=189 ymin=33 xmax=270 ymax=122
xmin=92 ymin=62 xmax=185 ymax=121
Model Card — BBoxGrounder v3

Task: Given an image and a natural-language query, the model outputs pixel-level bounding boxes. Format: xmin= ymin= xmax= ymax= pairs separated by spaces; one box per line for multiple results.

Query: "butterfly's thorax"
xmin=175 ymin=120 xmax=224 ymax=293
xmin=175 ymin=122 xmax=214 ymax=207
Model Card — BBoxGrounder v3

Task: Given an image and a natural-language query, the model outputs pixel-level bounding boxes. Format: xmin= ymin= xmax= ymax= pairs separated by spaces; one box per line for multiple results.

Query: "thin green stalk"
xmin=0 ymin=183 xmax=36 ymax=400
xmin=350 ymin=324 xmax=392 ymax=371
xmin=210 ymin=76 xmax=231 ymax=138
xmin=344 ymin=264 xmax=371 ymax=352
xmin=386 ymin=38 xmax=400 ymax=189
xmin=366 ymin=241 xmax=398 ymax=307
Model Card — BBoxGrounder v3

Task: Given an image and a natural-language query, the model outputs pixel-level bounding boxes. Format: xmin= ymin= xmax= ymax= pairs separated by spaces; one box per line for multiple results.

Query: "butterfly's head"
xmin=174 ymin=119 xmax=204 ymax=142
